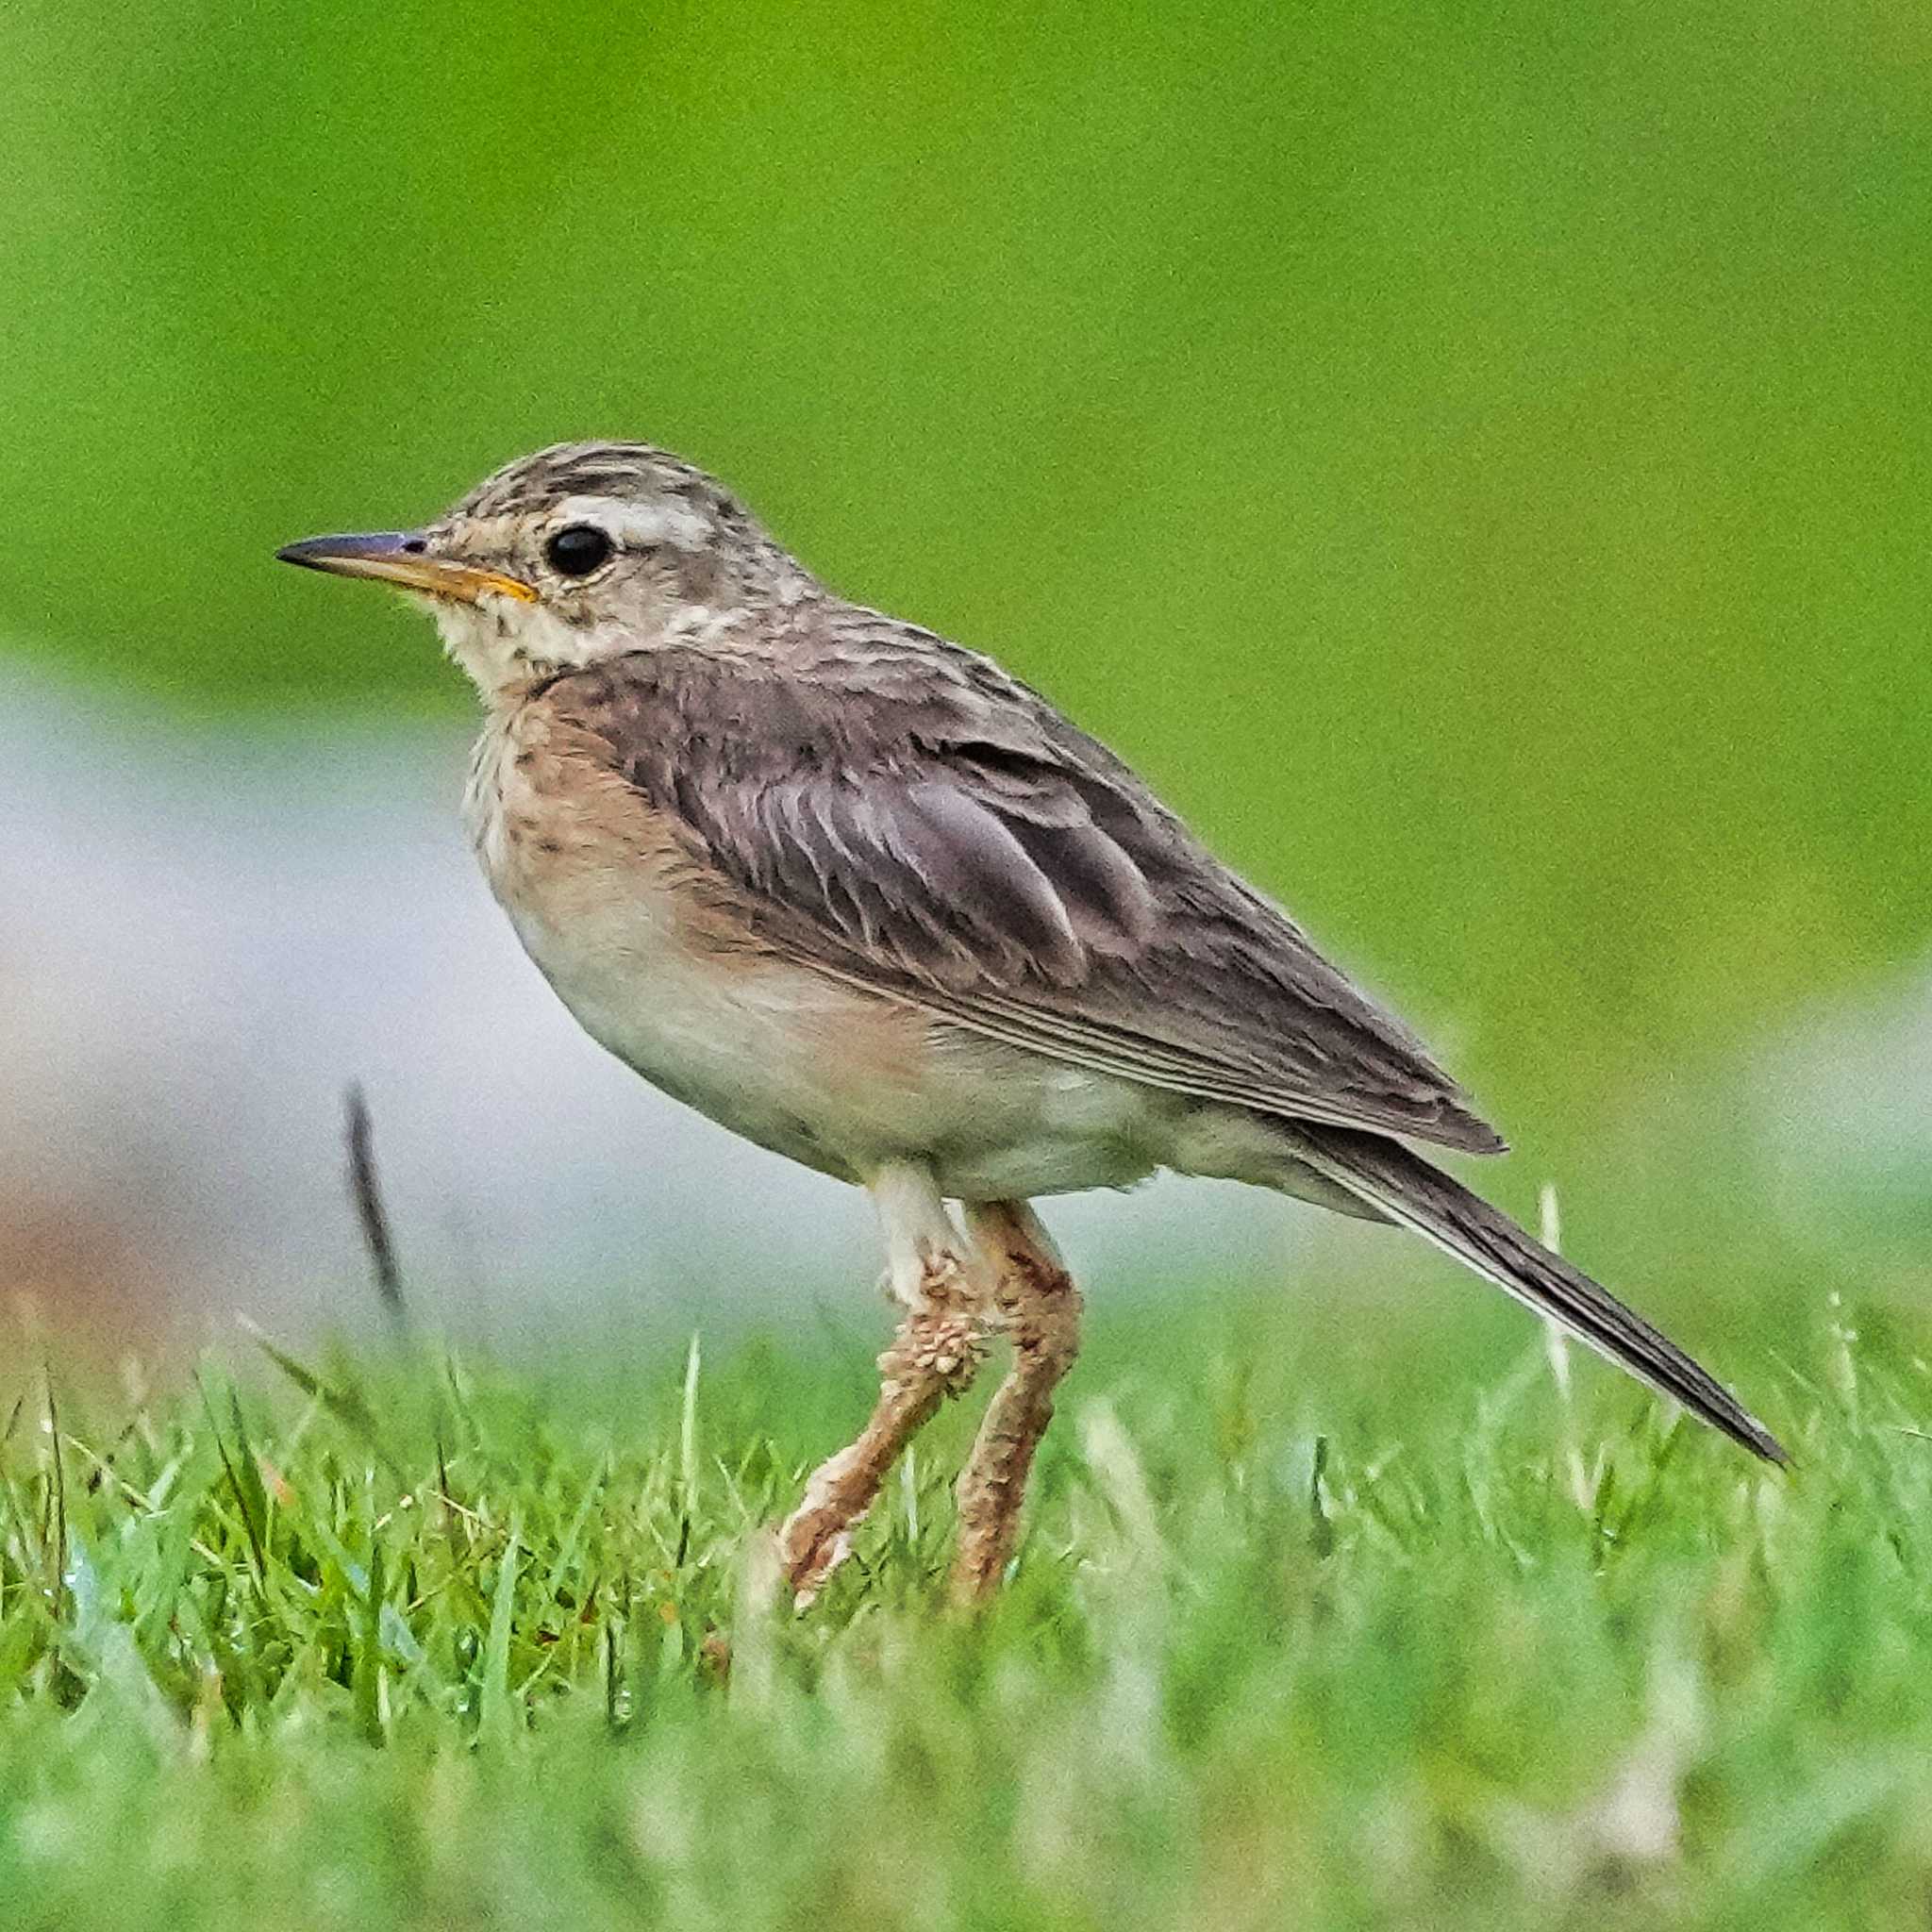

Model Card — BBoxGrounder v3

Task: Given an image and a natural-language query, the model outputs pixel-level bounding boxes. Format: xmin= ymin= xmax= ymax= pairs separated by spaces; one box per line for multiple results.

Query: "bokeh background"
xmin=4 ymin=2 xmax=1928 ymax=1385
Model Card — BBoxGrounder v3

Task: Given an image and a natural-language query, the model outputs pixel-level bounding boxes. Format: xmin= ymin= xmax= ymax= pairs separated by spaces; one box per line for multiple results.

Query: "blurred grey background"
xmin=0 ymin=664 xmax=1292 ymax=1354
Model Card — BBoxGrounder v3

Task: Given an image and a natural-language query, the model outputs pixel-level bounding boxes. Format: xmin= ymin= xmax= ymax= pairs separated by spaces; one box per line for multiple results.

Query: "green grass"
xmin=1 ymin=1294 xmax=1926 ymax=1930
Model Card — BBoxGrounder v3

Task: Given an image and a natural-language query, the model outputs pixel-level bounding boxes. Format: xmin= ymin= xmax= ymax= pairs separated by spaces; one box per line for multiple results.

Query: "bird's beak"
xmin=275 ymin=531 xmax=538 ymax=605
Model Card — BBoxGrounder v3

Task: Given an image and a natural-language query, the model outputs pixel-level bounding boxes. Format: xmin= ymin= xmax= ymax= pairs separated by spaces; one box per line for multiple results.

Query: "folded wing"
xmin=550 ymin=630 xmax=1506 ymax=1156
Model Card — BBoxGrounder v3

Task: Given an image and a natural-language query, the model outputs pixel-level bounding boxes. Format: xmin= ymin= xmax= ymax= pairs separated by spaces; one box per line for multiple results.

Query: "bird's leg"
xmin=948 ymin=1199 xmax=1082 ymax=1607
xmin=777 ymin=1163 xmax=989 ymax=1603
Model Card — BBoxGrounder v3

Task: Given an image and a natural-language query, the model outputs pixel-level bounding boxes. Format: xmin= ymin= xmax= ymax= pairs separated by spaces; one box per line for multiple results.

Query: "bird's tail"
xmin=1275 ymin=1121 xmax=1789 ymax=1465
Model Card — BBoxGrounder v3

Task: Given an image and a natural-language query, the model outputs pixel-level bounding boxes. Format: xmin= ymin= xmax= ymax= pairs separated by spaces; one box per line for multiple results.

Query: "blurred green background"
xmin=3 ymin=0 xmax=1927 ymax=1291
xmin=7 ymin=19 xmax=1929 ymax=1912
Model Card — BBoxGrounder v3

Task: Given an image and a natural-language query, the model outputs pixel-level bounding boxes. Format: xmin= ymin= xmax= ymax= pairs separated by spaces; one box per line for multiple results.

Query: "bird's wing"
xmin=546 ymin=635 xmax=1506 ymax=1155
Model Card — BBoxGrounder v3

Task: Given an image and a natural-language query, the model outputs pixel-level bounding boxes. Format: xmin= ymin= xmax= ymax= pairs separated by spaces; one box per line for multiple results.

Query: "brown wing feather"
xmin=540 ymin=623 xmax=1507 ymax=1156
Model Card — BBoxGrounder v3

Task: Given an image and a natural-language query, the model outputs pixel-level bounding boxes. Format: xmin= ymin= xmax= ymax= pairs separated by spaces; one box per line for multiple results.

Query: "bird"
xmin=277 ymin=440 xmax=1787 ymax=1603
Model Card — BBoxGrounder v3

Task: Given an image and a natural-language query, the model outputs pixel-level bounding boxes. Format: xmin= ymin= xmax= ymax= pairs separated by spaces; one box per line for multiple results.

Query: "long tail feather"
xmin=1279 ymin=1123 xmax=1788 ymax=1465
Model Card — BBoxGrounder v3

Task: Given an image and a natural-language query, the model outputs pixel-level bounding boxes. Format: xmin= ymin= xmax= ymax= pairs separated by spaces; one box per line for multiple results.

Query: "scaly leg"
xmin=777 ymin=1162 xmax=988 ymax=1602
xmin=948 ymin=1199 xmax=1082 ymax=1607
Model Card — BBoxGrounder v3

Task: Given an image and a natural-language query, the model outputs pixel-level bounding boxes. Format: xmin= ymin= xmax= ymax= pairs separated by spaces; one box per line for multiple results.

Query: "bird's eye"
xmin=545 ymin=524 xmax=613 ymax=577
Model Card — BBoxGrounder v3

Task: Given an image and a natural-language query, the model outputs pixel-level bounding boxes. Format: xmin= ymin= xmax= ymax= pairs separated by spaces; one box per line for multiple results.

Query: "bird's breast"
xmin=464 ymin=704 xmax=945 ymax=1178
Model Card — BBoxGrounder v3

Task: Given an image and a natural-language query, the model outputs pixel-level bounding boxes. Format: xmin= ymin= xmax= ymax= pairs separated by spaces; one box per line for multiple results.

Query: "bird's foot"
xmin=778 ymin=1254 xmax=989 ymax=1605
xmin=947 ymin=1202 xmax=1083 ymax=1608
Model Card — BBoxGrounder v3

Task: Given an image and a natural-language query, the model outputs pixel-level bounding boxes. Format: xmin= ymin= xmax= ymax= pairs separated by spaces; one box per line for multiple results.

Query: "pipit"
xmin=279 ymin=441 xmax=1786 ymax=1603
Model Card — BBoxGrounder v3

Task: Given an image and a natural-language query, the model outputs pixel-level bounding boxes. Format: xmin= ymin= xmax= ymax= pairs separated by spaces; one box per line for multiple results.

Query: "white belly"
xmin=507 ymin=887 xmax=1172 ymax=1195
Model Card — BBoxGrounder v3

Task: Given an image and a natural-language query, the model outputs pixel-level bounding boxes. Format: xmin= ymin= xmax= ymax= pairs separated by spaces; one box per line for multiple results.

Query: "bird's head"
xmin=277 ymin=441 xmax=813 ymax=695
